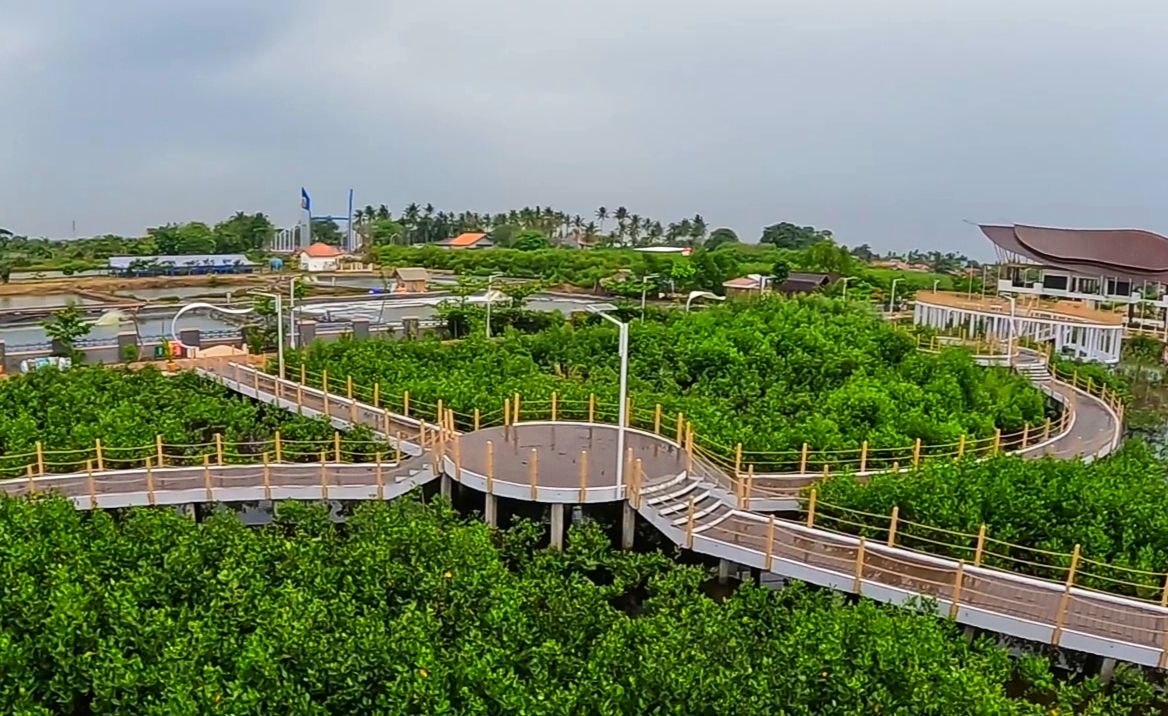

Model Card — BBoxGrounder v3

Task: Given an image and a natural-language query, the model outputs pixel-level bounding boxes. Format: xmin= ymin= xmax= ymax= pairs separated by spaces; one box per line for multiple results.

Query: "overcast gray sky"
xmin=4 ymin=1 xmax=1168 ymax=256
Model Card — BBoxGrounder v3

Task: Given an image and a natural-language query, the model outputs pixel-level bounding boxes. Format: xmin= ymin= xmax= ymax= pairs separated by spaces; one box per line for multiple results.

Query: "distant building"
xmin=437 ymin=232 xmax=494 ymax=250
xmin=393 ymin=267 xmax=430 ymax=293
xmin=298 ymin=242 xmax=350 ymax=272
xmin=635 ymin=246 xmax=693 ymax=256
xmin=722 ymin=272 xmax=838 ymax=298
xmin=108 ymin=254 xmax=256 ymax=277
xmin=871 ymin=259 xmax=932 ymax=272
xmin=776 ymin=272 xmax=839 ymax=295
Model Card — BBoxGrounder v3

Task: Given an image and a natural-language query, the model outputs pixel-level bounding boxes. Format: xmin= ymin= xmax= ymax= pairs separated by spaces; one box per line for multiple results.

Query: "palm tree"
xmin=377 ymin=204 xmax=390 ymax=220
xmin=595 ymin=207 xmax=608 ymax=232
xmin=691 ymin=214 xmax=708 ymax=243
xmin=614 ymin=206 xmax=628 ymax=224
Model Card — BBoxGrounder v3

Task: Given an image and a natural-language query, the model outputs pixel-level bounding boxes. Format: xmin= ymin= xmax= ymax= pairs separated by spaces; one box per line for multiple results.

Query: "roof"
xmin=981 ymin=224 xmax=1168 ymax=281
xmin=301 ymin=242 xmax=346 ymax=258
xmin=394 ymin=267 xmax=430 ymax=282
xmin=440 ymin=232 xmax=490 ymax=247
xmin=778 ymin=272 xmax=837 ymax=294
xmin=723 ymin=275 xmax=764 ymax=290
xmin=108 ymin=254 xmax=255 ymax=269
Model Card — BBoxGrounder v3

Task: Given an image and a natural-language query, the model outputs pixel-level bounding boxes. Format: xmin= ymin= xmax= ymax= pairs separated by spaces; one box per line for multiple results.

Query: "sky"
xmin=3 ymin=1 xmax=1168 ymax=257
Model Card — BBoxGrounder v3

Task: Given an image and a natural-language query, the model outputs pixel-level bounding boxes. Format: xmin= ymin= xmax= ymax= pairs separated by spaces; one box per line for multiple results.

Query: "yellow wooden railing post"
xmin=274 ymin=430 xmax=283 ymax=463
xmin=486 ymin=441 xmax=495 ymax=495
xmin=654 ymin=404 xmax=662 ymax=435
xmin=299 ymin=364 xmax=307 ymax=385
xmin=95 ymin=438 xmax=104 ymax=472
xmin=403 ymin=390 xmax=410 ymax=418
xmin=949 ymin=561 xmax=966 ymax=619
xmin=333 ymin=431 xmax=342 ymax=463
xmin=262 ymin=452 xmax=272 ymax=501
xmin=513 ymin=392 xmax=521 ymax=424
xmin=529 ymin=448 xmax=539 ymax=501
xmin=1021 ymin=423 xmax=1030 ymax=449
xmin=853 ymin=537 xmax=867 ymax=593
xmin=551 ymin=391 xmax=558 ymax=421
xmin=322 ymin=369 xmax=330 ymax=415
xmin=145 ymin=456 xmax=156 ymax=507
xmin=805 ymin=488 xmax=817 ymax=527
xmin=473 ymin=408 xmax=480 ymax=431
xmin=1043 ymin=418 xmax=1052 ymax=441
xmin=887 ymin=506 xmax=899 ymax=547
xmin=589 ymin=393 xmax=596 ymax=423
xmin=859 ymin=440 xmax=868 ymax=473
xmin=203 ymin=454 xmax=213 ymax=502
xmin=799 ymin=443 xmax=809 ymax=474
xmin=348 ymin=377 xmax=357 ymax=422
xmin=912 ymin=437 xmax=922 ymax=467
xmin=578 ymin=450 xmax=589 ymax=504
xmin=320 ymin=450 xmax=329 ymax=501
xmin=685 ymin=497 xmax=696 ymax=549
xmin=958 ymin=434 xmax=966 ymax=458
xmin=1051 ymin=544 xmax=1082 ymax=644
xmin=974 ymin=524 xmax=987 ymax=566
xmin=675 ymin=411 xmax=684 ymax=443
xmin=214 ymin=433 xmax=224 ymax=466
xmin=156 ymin=434 xmax=165 ymax=467
xmin=87 ymin=460 xmax=97 ymax=510
xmin=372 ymin=382 xmax=380 ymax=409
xmin=35 ymin=441 xmax=44 ymax=476
xmin=375 ymin=452 xmax=385 ymax=500
xmin=734 ymin=443 xmax=743 ymax=480
xmin=503 ymin=398 xmax=511 ymax=428
xmin=993 ymin=428 xmax=1002 ymax=455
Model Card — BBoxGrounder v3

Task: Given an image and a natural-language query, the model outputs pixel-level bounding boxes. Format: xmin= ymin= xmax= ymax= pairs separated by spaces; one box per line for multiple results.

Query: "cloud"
xmin=3 ymin=0 xmax=1168 ymax=254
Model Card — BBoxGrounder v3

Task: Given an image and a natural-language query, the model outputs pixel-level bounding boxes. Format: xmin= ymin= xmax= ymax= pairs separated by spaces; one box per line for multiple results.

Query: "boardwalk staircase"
xmin=636 ymin=456 xmax=737 ymax=545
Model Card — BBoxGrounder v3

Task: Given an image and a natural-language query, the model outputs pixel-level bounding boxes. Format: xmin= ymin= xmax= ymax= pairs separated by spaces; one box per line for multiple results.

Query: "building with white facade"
xmin=298 ymin=242 xmax=351 ymax=272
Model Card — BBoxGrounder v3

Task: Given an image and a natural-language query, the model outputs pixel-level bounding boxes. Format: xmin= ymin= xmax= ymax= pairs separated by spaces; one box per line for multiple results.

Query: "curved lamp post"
xmin=685 ymin=290 xmax=725 ymax=312
xmin=587 ymin=303 xmax=629 ymax=496
xmin=170 ymin=301 xmax=261 ymax=369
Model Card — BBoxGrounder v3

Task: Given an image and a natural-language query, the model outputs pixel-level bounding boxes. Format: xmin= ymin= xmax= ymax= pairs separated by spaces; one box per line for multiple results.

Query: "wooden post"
xmin=95 ymin=438 xmax=104 ymax=472
xmin=734 ymin=443 xmax=743 ymax=480
xmin=372 ymin=382 xmax=380 ymax=409
xmin=395 ymin=431 xmax=402 ymax=464
xmin=957 ymin=434 xmax=966 ymax=458
xmin=296 ymin=381 xmax=303 ymax=412
xmin=859 ymin=441 xmax=868 ymax=473
xmin=321 ymin=369 xmax=330 ymax=415
xmin=633 ymin=458 xmax=644 ymax=508
xmin=436 ymin=399 xmax=444 ymax=435
xmin=375 ymin=452 xmax=385 ymax=500
xmin=1052 ymin=544 xmax=1082 ymax=644
xmin=949 ymin=562 xmax=965 ymax=619
xmin=513 ymin=392 xmax=521 ymax=424
xmin=853 ymin=537 xmax=866 ymax=593
xmin=625 ymin=395 xmax=633 ymax=426
xmin=685 ymin=425 xmax=694 ymax=473
xmin=300 ymin=364 xmax=307 ymax=385
xmin=589 ymin=393 xmax=596 ymax=423
xmin=551 ymin=391 xmax=558 ymax=421
xmin=333 ymin=432 xmax=342 ymax=463
xmin=1021 ymin=423 xmax=1030 ymax=448
xmin=473 ymin=408 xmax=480 ymax=431
xmin=892 ymin=460 xmax=899 ymax=473
xmin=974 ymin=524 xmax=987 ymax=566
xmin=992 ymin=428 xmax=1002 ymax=455
xmin=529 ymin=448 xmax=538 ymax=501
xmin=578 ymin=450 xmax=589 ymax=504
xmin=348 ymin=377 xmax=357 ymax=422
xmin=262 ymin=452 xmax=272 ymax=501
xmin=745 ymin=464 xmax=754 ymax=508
xmin=383 ymin=411 xmax=391 ymax=441
xmin=203 ymin=454 xmax=213 ymax=502
xmin=675 ymin=412 xmax=684 ymax=443
xmin=1043 ymin=418 xmax=1051 ymax=441
xmin=87 ymin=460 xmax=97 ymax=509
xmin=799 ymin=443 xmax=809 ymax=474
xmin=35 ymin=441 xmax=44 ymax=476
xmin=685 ymin=497 xmax=696 ymax=549
xmin=764 ymin=516 xmax=776 ymax=571
xmin=453 ymin=432 xmax=462 ymax=482
xmin=504 ymin=398 xmax=511 ymax=428
xmin=887 ymin=506 xmax=899 ymax=547
xmin=486 ymin=441 xmax=495 ymax=494
xmin=805 ymin=488 xmax=818 ymax=527
xmin=403 ymin=390 xmax=410 ymax=418
xmin=654 ymin=404 xmax=662 ymax=435
xmin=320 ymin=450 xmax=329 ymax=501
xmin=346 ymin=375 xmax=354 ymax=401
xmin=214 ymin=433 xmax=224 ymax=466
xmin=145 ymin=457 xmax=156 ymax=506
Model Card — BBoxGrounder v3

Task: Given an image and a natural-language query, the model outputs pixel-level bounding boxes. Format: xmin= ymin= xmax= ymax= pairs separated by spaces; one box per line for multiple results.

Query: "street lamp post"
xmin=933 ymin=279 xmax=940 ymax=293
xmin=252 ymin=291 xmax=285 ymax=379
xmin=982 ymin=265 xmax=989 ymax=298
xmin=685 ymin=290 xmax=725 ymax=312
xmin=1004 ymin=294 xmax=1017 ymax=365
xmin=640 ymin=274 xmax=659 ymax=322
xmin=485 ymin=273 xmax=503 ymax=339
xmin=587 ymin=303 xmax=629 ymax=496
xmin=288 ymin=277 xmax=299 ymax=350
xmin=888 ymin=278 xmax=903 ymax=314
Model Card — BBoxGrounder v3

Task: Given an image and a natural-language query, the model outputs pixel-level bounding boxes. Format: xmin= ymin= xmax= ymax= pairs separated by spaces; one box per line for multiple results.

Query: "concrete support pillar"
xmin=177 ymin=503 xmax=196 ymax=520
xmin=621 ymin=502 xmax=636 ymax=550
xmin=718 ymin=558 xmax=732 ymax=585
xmin=963 ymin=625 xmax=977 ymax=643
xmin=297 ymin=320 xmax=317 ymax=348
xmin=351 ymin=319 xmax=370 ymax=341
xmin=440 ymin=474 xmax=453 ymax=500
xmin=550 ymin=503 xmax=565 ymax=550
xmin=484 ymin=493 xmax=498 ymax=527
xmin=1098 ymin=657 xmax=1117 ymax=685
xmin=402 ymin=317 xmax=420 ymax=339
xmin=115 ymin=332 xmax=137 ymax=362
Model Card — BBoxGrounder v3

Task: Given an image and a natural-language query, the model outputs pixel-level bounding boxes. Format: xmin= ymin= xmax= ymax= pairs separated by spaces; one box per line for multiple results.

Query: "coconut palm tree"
xmin=595 ymin=207 xmax=608 ymax=233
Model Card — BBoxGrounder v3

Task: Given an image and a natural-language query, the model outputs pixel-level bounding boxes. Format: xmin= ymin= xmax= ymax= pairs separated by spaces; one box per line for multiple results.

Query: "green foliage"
xmin=293 ymin=298 xmax=1045 ymax=463
xmin=511 ymin=228 xmax=550 ymax=251
xmin=0 ymin=366 xmax=376 ymax=473
xmin=0 ymin=497 xmax=1157 ymax=713
xmin=759 ymin=221 xmax=832 ymax=249
xmin=813 ymin=443 xmax=1168 ymax=596
xmin=770 ymin=260 xmax=790 ymax=285
xmin=1124 ymin=335 xmax=1164 ymax=365
xmin=705 ymin=227 xmax=739 ymax=249
xmin=41 ymin=304 xmax=91 ymax=357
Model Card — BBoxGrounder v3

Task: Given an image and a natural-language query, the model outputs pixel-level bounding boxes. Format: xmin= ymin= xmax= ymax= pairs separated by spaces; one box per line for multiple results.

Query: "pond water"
xmin=0 ymin=294 xmax=104 ymax=310
xmin=0 ymin=311 xmax=241 ymax=349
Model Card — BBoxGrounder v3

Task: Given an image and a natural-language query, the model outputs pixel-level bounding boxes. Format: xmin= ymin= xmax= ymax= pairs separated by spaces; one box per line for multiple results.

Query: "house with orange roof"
xmin=436 ymin=232 xmax=494 ymax=250
xmin=298 ymin=242 xmax=352 ymax=272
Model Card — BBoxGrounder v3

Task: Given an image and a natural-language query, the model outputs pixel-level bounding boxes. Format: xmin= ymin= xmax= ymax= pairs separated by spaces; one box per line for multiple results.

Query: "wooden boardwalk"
xmin=1 ymin=360 xmax=1145 ymax=667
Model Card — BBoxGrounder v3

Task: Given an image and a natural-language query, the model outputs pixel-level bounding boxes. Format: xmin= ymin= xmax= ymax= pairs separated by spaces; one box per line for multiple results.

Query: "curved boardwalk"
xmin=2 ymin=360 xmax=1141 ymax=667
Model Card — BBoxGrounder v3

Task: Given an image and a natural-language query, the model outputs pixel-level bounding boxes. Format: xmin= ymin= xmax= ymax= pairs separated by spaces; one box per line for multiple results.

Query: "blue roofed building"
xmin=108 ymin=254 xmax=257 ymax=277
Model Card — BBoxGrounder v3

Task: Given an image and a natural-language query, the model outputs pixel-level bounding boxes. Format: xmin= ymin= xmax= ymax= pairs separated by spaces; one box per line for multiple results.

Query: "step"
xmin=693 ymin=508 xmax=735 ymax=533
xmin=670 ymin=497 xmax=726 ymax=527
xmin=646 ymin=480 xmax=704 ymax=508
xmin=659 ymin=489 xmax=711 ymax=516
xmin=641 ymin=471 xmax=687 ymax=496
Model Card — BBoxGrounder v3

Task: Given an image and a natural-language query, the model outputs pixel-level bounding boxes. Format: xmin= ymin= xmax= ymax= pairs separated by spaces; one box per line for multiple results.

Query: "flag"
xmin=300 ymin=188 xmax=311 ymax=212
